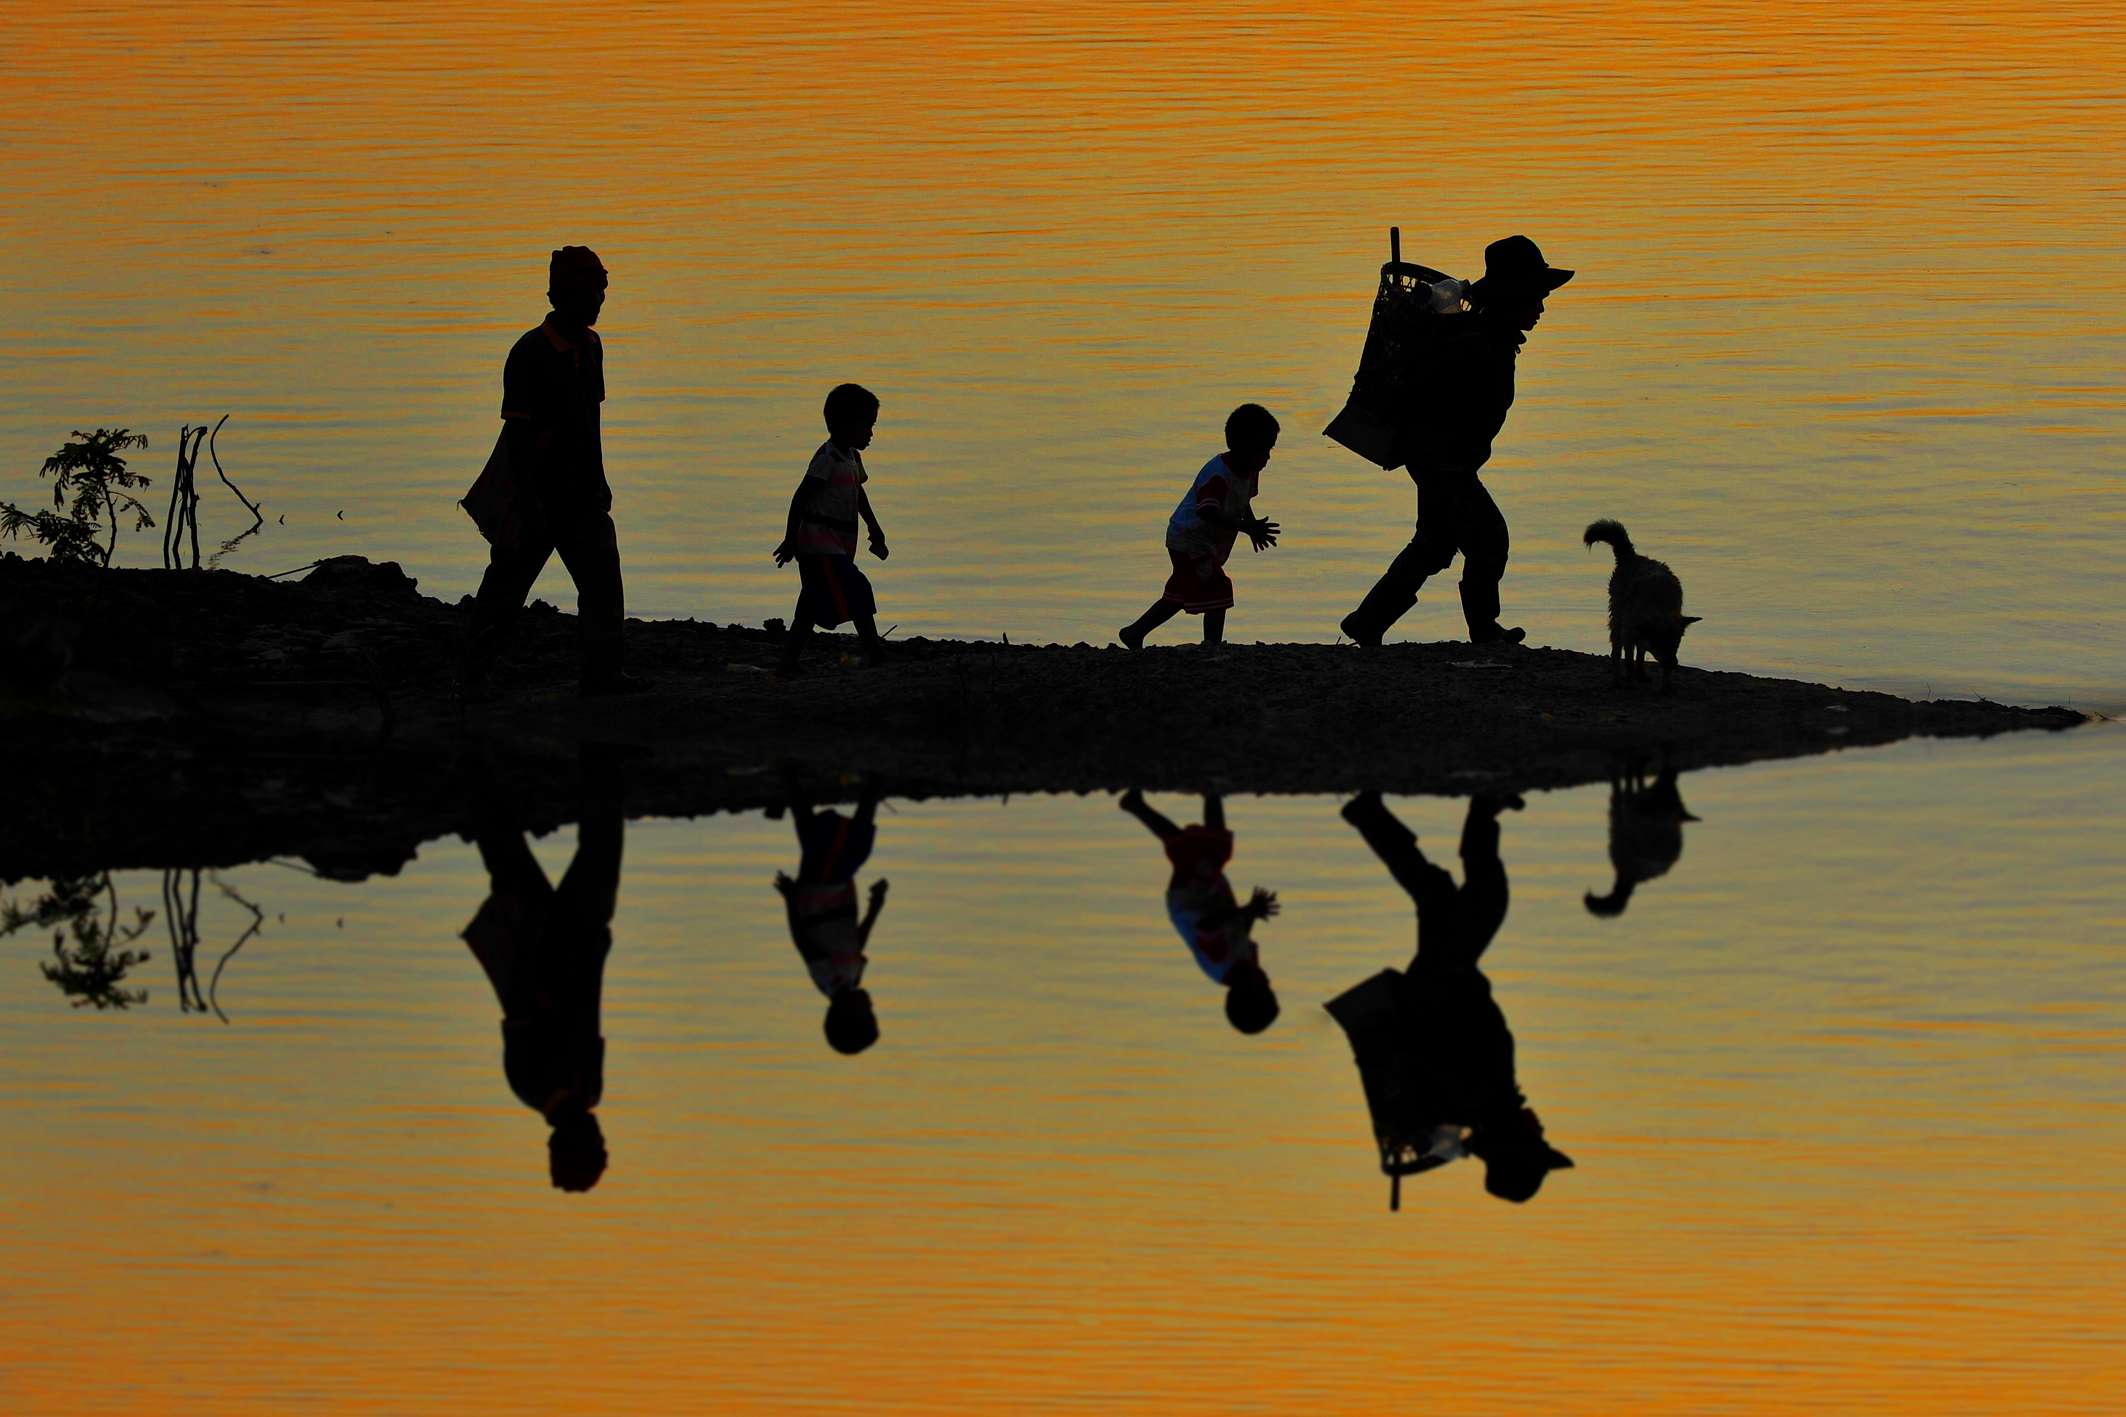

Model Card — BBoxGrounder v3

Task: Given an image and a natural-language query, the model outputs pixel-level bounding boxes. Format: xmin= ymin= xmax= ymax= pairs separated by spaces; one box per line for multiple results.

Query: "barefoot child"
xmin=774 ymin=383 xmax=890 ymax=675
xmin=1118 ymin=404 xmax=1282 ymax=649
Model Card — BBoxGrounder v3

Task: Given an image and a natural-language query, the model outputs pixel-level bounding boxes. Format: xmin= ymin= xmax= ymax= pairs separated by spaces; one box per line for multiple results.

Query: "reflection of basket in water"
xmin=1321 ymin=227 xmax=1468 ymax=471
xmin=1325 ymin=967 xmax=1456 ymax=1211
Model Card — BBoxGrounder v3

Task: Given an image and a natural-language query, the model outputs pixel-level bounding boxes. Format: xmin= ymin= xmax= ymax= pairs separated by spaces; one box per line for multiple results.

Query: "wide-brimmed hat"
xmin=1475 ymin=235 xmax=1573 ymax=298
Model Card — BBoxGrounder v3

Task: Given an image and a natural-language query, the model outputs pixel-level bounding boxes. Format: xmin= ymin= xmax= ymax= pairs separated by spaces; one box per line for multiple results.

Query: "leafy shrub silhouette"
xmin=0 ymin=429 xmax=154 ymax=567
xmin=2 ymin=873 xmax=154 ymax=1010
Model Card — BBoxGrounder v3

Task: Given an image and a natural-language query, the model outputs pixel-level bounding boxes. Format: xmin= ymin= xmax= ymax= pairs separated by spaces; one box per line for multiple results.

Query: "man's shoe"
xmin=1339 ymin=613 xmax=1382 ymax=648
xmin=1470 ymin=625 xmax=1526 ymax=646
xmin=1117 ymin=625 xmax=1146 ymax=651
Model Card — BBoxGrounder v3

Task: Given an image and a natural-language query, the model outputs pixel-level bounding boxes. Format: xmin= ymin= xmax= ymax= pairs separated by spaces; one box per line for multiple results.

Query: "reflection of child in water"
xmin=1118 ymin=789 xmax=1280 ymax=1034
xmin=462 ymin=781 xmax=623 ymax=1194
xmin=775 ymin=782 xmax=888 ymax=1055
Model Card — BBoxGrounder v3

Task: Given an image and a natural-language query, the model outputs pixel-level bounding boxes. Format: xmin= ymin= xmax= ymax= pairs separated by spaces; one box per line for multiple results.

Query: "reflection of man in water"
xmin=1329 ymin=791 xmax=1572 ymax=1205
xmin=461 ymin=768 xmax=623 ymax=1193
xmin=775 ymin=781 xmax=887 ymax=1056
xmin=1117 ymin=789 xmax=1280 ymax=1035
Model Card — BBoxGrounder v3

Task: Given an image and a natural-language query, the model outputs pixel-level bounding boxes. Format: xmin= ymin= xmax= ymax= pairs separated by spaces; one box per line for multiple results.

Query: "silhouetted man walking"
xmin=1340 ymin=236 xmax=1573 ymax=649
xmin=461 ymin=245 xmax=640 ymax=695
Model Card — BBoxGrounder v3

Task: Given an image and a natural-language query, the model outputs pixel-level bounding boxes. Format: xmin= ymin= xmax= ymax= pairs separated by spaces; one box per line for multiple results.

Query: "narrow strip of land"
xmin=0 ymin=554 xmax=2085 ymax=879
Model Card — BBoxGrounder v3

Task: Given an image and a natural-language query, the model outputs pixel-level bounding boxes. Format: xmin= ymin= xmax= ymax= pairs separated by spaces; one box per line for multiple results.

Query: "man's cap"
xmin=549 ymin=245 xmax=609 ymax=289
xmin=1478 ymin=235 xmax=1573 ymax=295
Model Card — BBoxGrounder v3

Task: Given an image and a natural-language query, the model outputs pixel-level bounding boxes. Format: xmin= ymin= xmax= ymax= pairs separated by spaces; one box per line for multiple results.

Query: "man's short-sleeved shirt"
xmin=501 ymin=316 xmax=608 ymax=510
xmin=1165 ymin=453 xmax=1256 ymax=556
xmin=795 ymin=439 xmax=867 ymax=557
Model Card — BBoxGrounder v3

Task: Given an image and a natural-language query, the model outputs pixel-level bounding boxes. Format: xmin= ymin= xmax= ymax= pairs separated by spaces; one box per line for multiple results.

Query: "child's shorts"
xmin=1163 ymin=826 xmax=1234 ymax=886
xmin=798 ymin=554 xmax=876 ymax=629
xmin=1161 ymin=545 xmax=1234 ymax=613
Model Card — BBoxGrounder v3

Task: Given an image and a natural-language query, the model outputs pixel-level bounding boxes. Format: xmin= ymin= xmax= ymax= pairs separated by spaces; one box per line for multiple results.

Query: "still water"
xmin=4 ymin=729 xmax=2122 ymax=1413
xmin=2 ymin=2 xmax=2122 ymax=707
xmin=4 ymin=3 xmax=2124 ymax=1411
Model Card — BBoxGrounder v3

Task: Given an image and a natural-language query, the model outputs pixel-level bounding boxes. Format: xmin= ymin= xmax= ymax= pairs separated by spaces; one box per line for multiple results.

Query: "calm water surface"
xmin=2 ymin=2 xmax=2121 ymax=706
xmin=3 ymin=729 xmax=2122 ymax=1413
xmin=4 ymin=3 xmax=2124 ymax=1411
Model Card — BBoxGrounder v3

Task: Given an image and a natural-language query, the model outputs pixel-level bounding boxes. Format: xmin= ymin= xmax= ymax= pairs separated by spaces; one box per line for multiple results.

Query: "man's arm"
xmin=499 ymin=338 xmax=557 ymax=483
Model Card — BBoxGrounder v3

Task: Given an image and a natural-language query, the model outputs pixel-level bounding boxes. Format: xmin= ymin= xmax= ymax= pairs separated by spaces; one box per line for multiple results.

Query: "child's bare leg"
xmin=1117 ymin=789 xmax=1182 ymax=840
xmin=1202 ymin=608 xmax=1226 ymax=646
xmin=779 ymin=604 xmax=814 ymax=675
xmin=1202 ymin=794 xmax=1226 ymax=832
xmin=1120 ymin=599 xmax=1180 ymax=650
xmin=854 ymin=613 xmax=886 ymax=663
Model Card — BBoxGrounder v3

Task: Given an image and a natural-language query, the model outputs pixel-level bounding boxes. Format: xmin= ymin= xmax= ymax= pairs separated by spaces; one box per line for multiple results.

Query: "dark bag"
xmin=1321 ymin=228 xmax=1469 ymax=470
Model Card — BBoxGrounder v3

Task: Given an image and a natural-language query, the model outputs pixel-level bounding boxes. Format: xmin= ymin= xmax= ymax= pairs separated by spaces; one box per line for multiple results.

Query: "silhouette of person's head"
xmin=825 ymin=383 xmax=880 ymax=450
xmin=1223 ymin=959 xmax=1281 ymax=1035
xmin=1223 ymin=402 xmax=1280 ymax=476
xmin=1467 ymin=234 xmax=1572 ymax=332
xmin=547 ymin=1108 xmax=609 ymax=1193
xmin=548 ymin=245 xmax=608 ymax=329
xmin=1468 ymin=1110 xmax=1573 ymax=1204
xmin=824 ymin=987 xmax=879 ymax=1056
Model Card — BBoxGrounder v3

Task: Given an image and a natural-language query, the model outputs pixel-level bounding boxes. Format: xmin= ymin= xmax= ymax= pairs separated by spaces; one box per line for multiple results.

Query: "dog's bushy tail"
xmin=1584 ymin=518 xmax=1634 ymax=560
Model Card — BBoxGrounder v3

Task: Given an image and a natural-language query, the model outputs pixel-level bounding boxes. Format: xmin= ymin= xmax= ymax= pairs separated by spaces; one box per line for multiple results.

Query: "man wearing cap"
xmin=460 ymin=245 xmax=641 ymax=695
xmin=1339 ymin=235 xmax=1574 ymax=649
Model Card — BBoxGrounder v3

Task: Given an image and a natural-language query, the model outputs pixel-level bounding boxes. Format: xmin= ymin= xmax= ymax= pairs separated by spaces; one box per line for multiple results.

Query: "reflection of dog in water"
xmin=1584 ymin=519 xmax=1699 ymax=691
xmin=1586 ymin=761 xmax=1698 ymax=918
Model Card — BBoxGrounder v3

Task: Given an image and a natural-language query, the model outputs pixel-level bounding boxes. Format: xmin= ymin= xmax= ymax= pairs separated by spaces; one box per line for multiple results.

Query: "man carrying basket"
xmin=1335 ymin=235 xmax=1573 ymax=649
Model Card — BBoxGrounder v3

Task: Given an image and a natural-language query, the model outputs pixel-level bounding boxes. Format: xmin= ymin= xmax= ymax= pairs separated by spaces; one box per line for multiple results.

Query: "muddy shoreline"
xmin=0 ymin=554 xmax=2087 ymax=880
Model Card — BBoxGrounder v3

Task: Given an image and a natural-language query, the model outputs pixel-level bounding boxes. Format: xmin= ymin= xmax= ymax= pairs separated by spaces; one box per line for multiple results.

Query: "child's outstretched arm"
xmin=1197 ymin=886 xmax=1279 ymax=930
xmin=859 ymin=489 xmax=888 ymax=560
xmin=773 ymin=481 xmax=808 ymax=566
xmin=1196 ymin=502 xmax=1279 ymax=551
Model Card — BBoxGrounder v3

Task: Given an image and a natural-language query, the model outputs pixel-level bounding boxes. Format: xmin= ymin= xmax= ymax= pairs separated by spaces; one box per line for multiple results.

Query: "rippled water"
xmin=3 ymin=2 xmax=2121 ymax=707
xmin=4 ymin=4 xmax=2124 ymax=1412
xmin=3 ymin=731 xmax=2122 ymax=1413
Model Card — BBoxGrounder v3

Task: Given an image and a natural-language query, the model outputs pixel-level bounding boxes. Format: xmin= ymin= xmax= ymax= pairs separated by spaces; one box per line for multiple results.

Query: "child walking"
xmin=1119 ymin=404 xmax=1282 ymax=649
xmin=774 ymin=383 xmax=890 ymax=675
